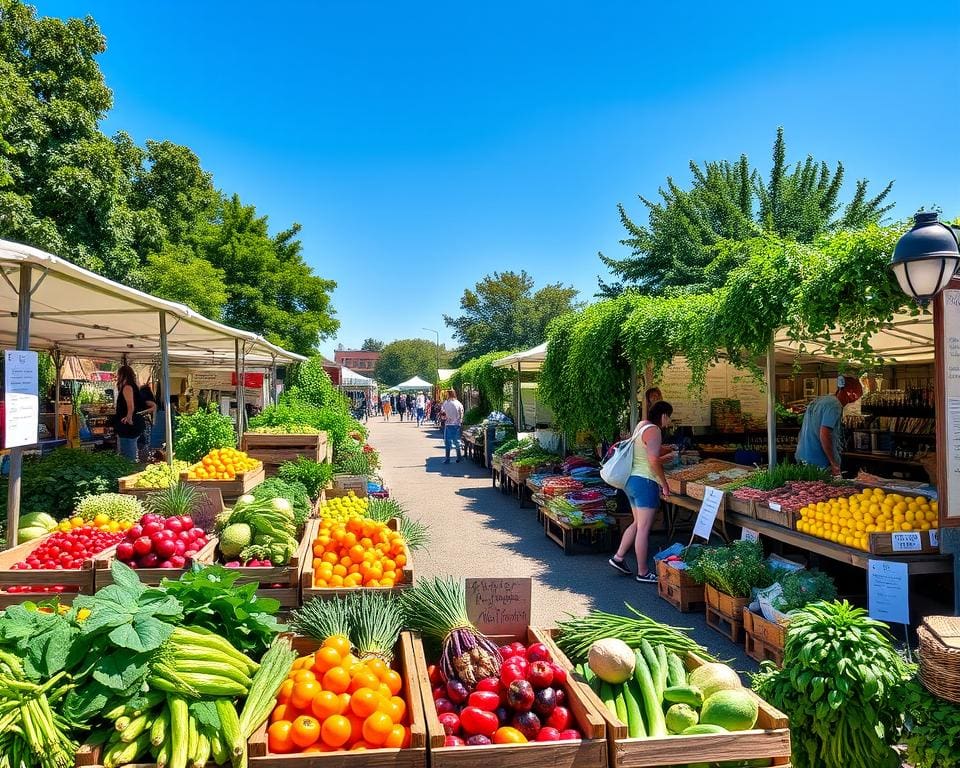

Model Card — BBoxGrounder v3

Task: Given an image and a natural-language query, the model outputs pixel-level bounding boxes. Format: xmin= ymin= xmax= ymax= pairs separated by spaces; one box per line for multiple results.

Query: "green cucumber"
xmin=614 ymin=685 xmax=629 ymax=726
xmin=622 ymin=678 xmax=647 ymax=738
xmin=666 ymin=652 xmax=687 ymax=688
xmin=655 ymin=644 xmax=670 ymax=694
xmin=599 ymin=681 xmax=618 ymax=718
xmin=639 ymin=639 xmax=663 ymax=699
xmin=682 ymin=723 xmax=729 ymax=735
xmin=663 ymin=685 xmax=704 ymax=708
xmin=634 ymin=649 xmax=667 ymax=737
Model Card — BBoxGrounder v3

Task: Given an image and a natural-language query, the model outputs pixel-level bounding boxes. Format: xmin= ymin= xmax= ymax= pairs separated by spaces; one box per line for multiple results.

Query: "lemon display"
xmin=796 ymin=487 xmax=939 ymax=551
xmin=186 ymin=448 xmax=260 ymax=480
xmin=318 ymin=491 xmax=368 ymax=523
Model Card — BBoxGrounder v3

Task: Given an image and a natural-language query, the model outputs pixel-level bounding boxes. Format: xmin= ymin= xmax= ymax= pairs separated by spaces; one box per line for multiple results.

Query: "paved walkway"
xmin=366 ymin=416 xmax=753 ymax=669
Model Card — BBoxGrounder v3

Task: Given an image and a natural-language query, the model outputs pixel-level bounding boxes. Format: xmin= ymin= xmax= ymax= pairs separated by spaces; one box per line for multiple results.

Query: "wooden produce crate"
xmin=180 ymin=463 xmax=265 ymax=501
xmin=300 ymin=518 xmax=414 ymax=601
xmin=541 ymin=630 xmax=791 ymax=768
xmin=685 ymin=481 xmax=728 ymax=509
xmin=0 ymin=533 xmax=96 ymax=609
xmin=754 ymin=502 xmax=797 ymax=529
xmin=868 ymin=529 xmax=940 ymax=555
xmin=94 ymin=537 xmax=218 ymax=589
xmin=117 ymin=471 xmax=162 ymax=500
xmin=240 ymin=431 xmax=328 ymax=476
xmin=541 ymin=506 xmax=615 ymax=556
xmin=333 ymin=474 xmax=369 ymax=496
xmin=248 ymin=632 xmax=429 ymax=767
xmin=726 ymin=494 xmax=756 ymax=516
xmin=743 ymin=608 xmax=786 ymax=666
xmin=654 ymin=559 xmax=706 ymax=613
xmin=665 ymin=460 xmax=736 ymax=497
xmin=704 ymin=584 xmax=749 ymax=644
xmin=414 ymin=626 xmax=608 ymax=768
xmin=325 ymin=485 xmax=369 ymax=500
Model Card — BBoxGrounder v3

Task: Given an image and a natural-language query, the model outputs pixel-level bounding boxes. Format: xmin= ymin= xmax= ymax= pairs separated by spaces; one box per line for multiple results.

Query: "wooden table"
xmin=461 ymin=431 xmax=485 ymax=465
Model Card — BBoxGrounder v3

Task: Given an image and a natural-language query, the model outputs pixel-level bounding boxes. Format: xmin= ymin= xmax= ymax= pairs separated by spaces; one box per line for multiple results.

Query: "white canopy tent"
xmin=340 ymin=365 xmax=376 ymax=389
xmin=492 ymin=342 xmax=548 ymax=371
xmin=392 ymin=375 xmax=433 ymax=391
xmin=0 ymin=238 xmax=305 ymax=547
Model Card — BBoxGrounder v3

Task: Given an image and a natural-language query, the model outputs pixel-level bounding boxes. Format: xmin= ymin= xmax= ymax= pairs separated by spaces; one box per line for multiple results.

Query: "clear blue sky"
xmin=37 ymin=1 xmax=960 ymax=358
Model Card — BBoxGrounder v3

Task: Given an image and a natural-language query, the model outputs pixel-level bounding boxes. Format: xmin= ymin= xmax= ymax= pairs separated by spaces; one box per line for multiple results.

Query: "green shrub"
xmin=277 ymin=457 xmax=333 ymax=500
xmin=174 ymin=404 xmax=237 ymax=463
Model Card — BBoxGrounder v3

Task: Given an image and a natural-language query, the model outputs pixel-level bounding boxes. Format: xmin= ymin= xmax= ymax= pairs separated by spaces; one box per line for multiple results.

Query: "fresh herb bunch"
xmin=252 ymin=477 xmax=311 ymax=529
xmin=0 ymin=448 xmax=135 ymax=521
xmin=903 ymin=676 xmax=960 ymax=768
xmin=144 ymin=482 xmax=200 ymax=518
xmin=493 ymin=438 xmax=521 ymax=456
xmin=397 ymin=517 xmax=429 ymax=551
xmin=291 ymin=596 xmax=352 ymax=644
xmin=75 ymin=492 xmax=143 ymax=524
xmin=686 ymin=540 xmax=773 ymax=598
xmin=752 ymin=600 xmax=913 ymax=768
xmin=277 ymin=457 xmax=332 ymax=500
xmin=247 ymin=425 xmax=320 ymax=435
xmin=775 ymin=568 xmax=837 ymax=613
xmin=726 ymin=463 xmax=832 ymax=491
xmin=173 ymin=405 xmax=236 ymax=463
xmin=334 ymin=449 xmax=373 ymax=477
xmin=292 ymin=593 xmax=403 ymax=662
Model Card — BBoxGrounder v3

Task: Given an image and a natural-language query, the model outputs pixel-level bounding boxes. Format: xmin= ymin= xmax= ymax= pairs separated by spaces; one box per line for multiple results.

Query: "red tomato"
xmin=467 ymin=691 xmax=500 ymax=712
xmin=165 ymin=517 xmax=184 ymax=534
xmin=500 ymin=663 xmax=525 ymax=687
xmin=443 ymin=735 xmax=464 ymax=747
xmin=536 ymin=727 xmax=561 ymax=741
xmin=459 ymin=707 xmax=498 ymax=737
xmin=427 ymin=665 xmax=443 ymax=685
xmin=133 ymin=536 xmax=153 ymax=556
xmin=437 ymin=712 xmax=460 ymax=735
xmin=546 ymin=706 xmax=571 ymax=731
xmin=526 ymin=643 xmax=552 ymax=663
xmin=510 ymin=642 xmax=527 ymax=656
xmin=558 ymin=729 xmax=581 ymax=741
xmin=550 ymin=663 xmax=568 ymax=686
xmin=475 ymin=677 xmax=501 ymax=694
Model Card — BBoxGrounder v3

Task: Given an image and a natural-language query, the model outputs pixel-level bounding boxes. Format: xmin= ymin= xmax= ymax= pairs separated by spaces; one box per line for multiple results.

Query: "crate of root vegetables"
xmin=405 ymin=578 xmax=608 ymax=768
xmin=546 ymin=610 xmax=791 ymax=768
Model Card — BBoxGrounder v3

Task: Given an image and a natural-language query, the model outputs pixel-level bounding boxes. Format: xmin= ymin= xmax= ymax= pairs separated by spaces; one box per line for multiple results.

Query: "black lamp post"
xmin=889 ymin=211 xmax=960 ymax=304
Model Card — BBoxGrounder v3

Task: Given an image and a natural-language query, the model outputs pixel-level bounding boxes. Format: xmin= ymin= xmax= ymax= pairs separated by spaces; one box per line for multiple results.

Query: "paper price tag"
xmin=768 ymin=502 xmax=781 ymax=512
xmin=868 ymin=560 xmax=910 ymax=625
xmin=890 ymin=531 xmax=923 ymax=552
xmin=740 ymin=527 xmax=760 ymax=543
xmin=3 ymin=350 xmax=39 ymax=449
xmin=929 ymin=529 xmax=939 ymax=548
xmin=692 ymin=487 xmax=724 ymax=540
xmin=465 ymin=578 xmax=532 ymax=637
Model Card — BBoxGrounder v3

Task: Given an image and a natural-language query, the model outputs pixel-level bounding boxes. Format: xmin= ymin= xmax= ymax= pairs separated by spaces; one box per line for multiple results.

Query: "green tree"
xmin=374 ymin=339 xmax=446 ymax=386
xmin=600 ymin=128 xmax=895 ymax=295
xmin=361 ymin=338 xmax=385 ymax=352
xmin=138 ymin=243 xmax=228 ymax=319
xmin=444 ymin=270 xmax=580 ymax=364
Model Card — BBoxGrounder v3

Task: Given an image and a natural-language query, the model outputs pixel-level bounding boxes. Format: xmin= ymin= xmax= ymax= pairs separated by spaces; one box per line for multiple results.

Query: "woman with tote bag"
xmin=607 ymin=400 xmax=675 ymax=583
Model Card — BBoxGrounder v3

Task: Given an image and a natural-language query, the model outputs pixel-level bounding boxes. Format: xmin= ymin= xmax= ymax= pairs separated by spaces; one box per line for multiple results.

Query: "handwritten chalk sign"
xmin=890 ymin=531 xmax=923 ymax=553
xmin=740 ymin=527 xmax=760 ymax=543
xmin=4 ymin=350 xmax=38 ymax=448
xmin=868 ymin=559 xmax=910 ymax=626
xmin=692 ymin=487 xmax=724 ymax=541
xmin=466 ymin=578 xmax=532 ymax=637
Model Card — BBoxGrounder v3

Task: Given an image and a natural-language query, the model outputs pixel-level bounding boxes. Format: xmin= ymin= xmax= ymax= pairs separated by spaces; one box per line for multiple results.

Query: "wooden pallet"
xmin=240 ymin=431 xmax=328 ymax=475
xmin=539 ymin=629 xmax=791 ymax=768
xmin=655 ymin=559 xmax=706 ymax=613
xmin=414 ymin=627 xmax=608 ymax=768
xmin=743 ymin=608 xmax=786 ymax=666
xmin=704 ymin=584 xmax=747 ymax=644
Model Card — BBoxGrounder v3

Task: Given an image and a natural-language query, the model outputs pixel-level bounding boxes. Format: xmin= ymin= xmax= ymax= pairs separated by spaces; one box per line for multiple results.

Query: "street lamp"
xmin=423 ymin=327 xmax=441 ymax=386
xmin=889 ymin=211 xmax=960 ymax=304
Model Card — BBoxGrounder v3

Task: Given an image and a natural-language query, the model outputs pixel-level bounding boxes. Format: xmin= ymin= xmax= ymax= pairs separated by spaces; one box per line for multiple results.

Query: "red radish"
xmin=435 ymin=698 xmax=455 ymax=715
xmin=432 ymin=685 xmax=445 ymax=701
xmin=498 ymin=644 xmax=514 ymax=660
xmin=170 ymin=554 xmax=186 ymax=568
xmin=437 ymin=712 xmax=461 ymax=735
xmin=510 ymin=642 xmax=526 ymax=656
xmin=165 ymin=517 xmax=184 ymax=533
xmin=133 ymin=537 xmax=153 ymax=556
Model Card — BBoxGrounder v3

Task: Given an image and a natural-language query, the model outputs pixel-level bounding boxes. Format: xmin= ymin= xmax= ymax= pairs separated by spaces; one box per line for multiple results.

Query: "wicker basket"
xmin=919 ymin=616 xmax=960 ymax=703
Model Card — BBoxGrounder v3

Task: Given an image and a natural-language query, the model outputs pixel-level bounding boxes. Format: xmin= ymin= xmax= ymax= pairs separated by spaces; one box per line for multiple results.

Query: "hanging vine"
xmin=448 ymin=350 xmax=513 ymax=414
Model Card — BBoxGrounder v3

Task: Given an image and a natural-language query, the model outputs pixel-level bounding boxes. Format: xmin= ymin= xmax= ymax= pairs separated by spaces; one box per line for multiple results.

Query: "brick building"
xmin=334 ymin=349 xmax=380 ymax=374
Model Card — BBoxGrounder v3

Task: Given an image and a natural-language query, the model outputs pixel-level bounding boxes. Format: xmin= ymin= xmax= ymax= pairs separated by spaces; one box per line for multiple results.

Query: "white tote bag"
xmin=600 ymin=424 xmax=651 ymax=489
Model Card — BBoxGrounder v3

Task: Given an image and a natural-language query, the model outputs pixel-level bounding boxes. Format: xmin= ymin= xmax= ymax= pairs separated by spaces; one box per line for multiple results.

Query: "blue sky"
xmin=37 ymin=1 xmax=960 ymax=358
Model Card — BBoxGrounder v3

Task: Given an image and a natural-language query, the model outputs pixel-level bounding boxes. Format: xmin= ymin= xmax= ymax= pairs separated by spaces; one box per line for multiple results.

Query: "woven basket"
xmin=918 ymin=616 xmax=960 ymax=703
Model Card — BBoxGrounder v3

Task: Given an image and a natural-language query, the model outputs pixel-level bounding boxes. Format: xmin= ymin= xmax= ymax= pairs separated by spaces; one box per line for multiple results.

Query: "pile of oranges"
xmin=267 ymin=635 xmax=410 ymax=753
xmin=311 ymin=517 xmax=407 ymax=589
xmin=186 ymin=448 xmax=260 ymax=481
xmin=796 ymin=487 xmax=939 ymax=550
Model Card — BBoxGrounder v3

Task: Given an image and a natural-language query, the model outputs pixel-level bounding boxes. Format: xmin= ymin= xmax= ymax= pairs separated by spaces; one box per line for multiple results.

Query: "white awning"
xmin=774 ymin=311 xmax=934 ymax=364
xmin=341 ymin=365 xmax=375 ymax=388
xmin=0 ymin=238 xmax=305 ymax=366
xmin=492 ymin=342 xmax=548 ymax=370
xmin=393 ymin=375 xmax=433 ymax=391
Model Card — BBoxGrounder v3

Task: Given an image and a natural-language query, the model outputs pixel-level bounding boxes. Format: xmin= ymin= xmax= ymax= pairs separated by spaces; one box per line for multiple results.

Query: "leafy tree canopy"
xmin=599 ymin=128 xmax=895 ymax=296
xmin=444 ymin=270 xmax=580 ymax=364
xmin=361 ymin=338 xmax=385 ymax=352
xmin=375 ymin=339 xmax=448 ymax=386
xmin=0 ymin=0 xmax=337 ymax=355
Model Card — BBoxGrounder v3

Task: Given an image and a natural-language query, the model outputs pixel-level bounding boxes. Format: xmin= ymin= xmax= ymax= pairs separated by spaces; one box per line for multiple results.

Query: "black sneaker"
xmin=635 ymin=571 xmax=658 ymax=584
xmin=455 ymin=458 xmax=461 ymax=463
xmin=443 ymin=459 xmax=450 ymax=464
xmin=608 ymin=557 xmax=632 ymax=576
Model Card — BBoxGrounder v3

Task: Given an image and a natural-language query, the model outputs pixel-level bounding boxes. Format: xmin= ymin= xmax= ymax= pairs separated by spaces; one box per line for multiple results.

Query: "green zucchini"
xmin=599 ymin=681 xmax=618 ymax=718
xmin=639 ymin=639 xmax=662 ymax=699
xmin=666 ymin=652 xmax=687 ymax=688
xmin=634 ymin=649 xmax=667 ymax=737
xmin=614 ymin=685 xmax=629 ymax=726
xmin=622 ymin=678 xmax=647 ymax=738
xmin=655 ymin=644 xmax=670 ymax=694
xmin=663 ymin=685 xmax=704 ymax=708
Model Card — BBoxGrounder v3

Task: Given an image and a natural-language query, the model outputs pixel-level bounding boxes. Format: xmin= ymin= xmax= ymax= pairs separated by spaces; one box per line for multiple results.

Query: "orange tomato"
xmin=276 ymin=679 xmax=294 ymax=705
xmin=322 ymin=666 xmax=351 ymax=694
xmin=350 ymin=740 xmax=372 ymax=751
xmin=310 ymin=690 xmax=342 ymax=721
xmin=291 ymin=680 xmax=321 ymax=710
xmin=290 ymin=715 xmax=321 ymax=748
xmin=349 ymin=669 xmax=381 ymax=693
xmin=493 ymin=726 xmax=528 ymax=744
xmin=267 ymin=720 xmax=294 ymax=753
xmin=293 ymin=669 xmax=316 ymax=683
xmin=382 ymin=670 xmax=403 ymax=696
xmin=364 ymin=658 xmax=388 ymax=679
xmin=383 ymin=724 xmax=410 ymax=748
xmin=378 ymin=695 xmax=405 ymax=723
xmin=321 ymin=714 xmax=352 ymax=748
xmin=338 ymin=692 xmax=352 ymax=715
xmin=349 ymin=687 xmax=381 ymax=718
xmin=313 ymin=646 xmax=342 ymax=673
xmin=271 ymin=704 xmax=300 ymax=723
xmin=362 ymin=711 xmax=394 ymax=746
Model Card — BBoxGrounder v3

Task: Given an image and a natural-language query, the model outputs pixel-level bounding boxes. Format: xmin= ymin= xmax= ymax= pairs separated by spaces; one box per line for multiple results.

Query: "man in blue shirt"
xmin=796 ymin=376 xmax=863 ymax=475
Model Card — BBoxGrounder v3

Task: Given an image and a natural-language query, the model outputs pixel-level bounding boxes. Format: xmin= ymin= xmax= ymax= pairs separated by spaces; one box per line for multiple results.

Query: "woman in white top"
xmin=608 ymin=401 xmax=674 ymax=583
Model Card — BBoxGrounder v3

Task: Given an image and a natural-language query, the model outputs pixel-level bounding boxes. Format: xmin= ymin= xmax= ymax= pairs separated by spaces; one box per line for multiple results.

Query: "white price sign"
xmin=868 ymin=559 xmax=910 ymax=625
xmin=740 ymin=527 xmax=760 ymax=543
xmin=3 ymin=350 xmax=39 ymax=448
xmin=692 ymin=487 xmax=724 ymax=541
xmin=930 ymin=529 xmax=939 ymax=548
xmin=890 ymin=531 xmax=923 ymax=552
xmin=768 ymin=502 xmax=782 ymax=512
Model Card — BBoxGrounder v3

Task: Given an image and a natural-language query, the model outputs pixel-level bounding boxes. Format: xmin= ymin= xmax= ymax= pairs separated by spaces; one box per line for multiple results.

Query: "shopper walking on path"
xmin=441 ymin=389 xmax=464 ymax=464
xmin=382 ymin=396 xmax=392 ymax=421
xmin=608 ymin=400 xmax=675 ymax=583
xmin=397 ymin=393 xmax=408 ymax=422
xmin=415 ymin=392 xmax=426 ymax=426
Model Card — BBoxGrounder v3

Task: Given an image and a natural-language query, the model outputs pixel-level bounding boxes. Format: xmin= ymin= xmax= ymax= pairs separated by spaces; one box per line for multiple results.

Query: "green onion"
xmin=350 ymin=593 xmax=404 ymax=662
xmin=290 ymin=596 xmax=352 ymax=642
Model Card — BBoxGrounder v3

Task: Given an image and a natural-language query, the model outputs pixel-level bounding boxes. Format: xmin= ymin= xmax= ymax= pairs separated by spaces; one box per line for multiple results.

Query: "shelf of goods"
xmin=540 ymin=504 xmax=616 ymax=556
xmin=240 ymin=431 xmax=329 ymax=476
xmin=665 ymin=460 xmax=743 ymax=497
xmin=300 ymin=517 xmax=414 ymax=601
xmin=414 ymin=626 xmax=609 ymax=768
xmin=181 ymin=463 xmax=266 ymax=501
xmin=654 ymin=560 xmax=705 ymax=614
xmin=742 ymin=609 xmax=786 ymax=667
xmin=248 ymin=632 xmax=430 ymax=768
xmin=94 ymin=537 xmax=218 ymax=588
xmin=541 ymin=630 xmax=791 ymax=768
xmin=0 ymin=532 xmax=97 ymax=608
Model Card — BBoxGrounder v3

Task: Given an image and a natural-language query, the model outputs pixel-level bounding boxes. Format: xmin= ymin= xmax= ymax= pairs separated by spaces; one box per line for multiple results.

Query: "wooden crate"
xmin=655 ymin=559 xmax=706 ymax=613
xmin=542 ymin=507 xmax=614 ymax=556
xmin=726 ymin=495 xmax=755 ymax=516
xmin=414 ymin=626 xmax=608 ymax=768
xmin=333 ymin=474 xmax=368 ymax=495
xmin=248 ymin=632 xmax=429 ymax=767
xmin=300 ymin=518 xmax=414 ymax=602
xmin=665 ymin=460 xmax=738 ymax=497
xmin=240 ymin=431 xmax=328 ymax=476
xmin=180 ymin=464 xmax=265 ymax=501
xmin=704 ymin=584 xmax=748 ymax=644
xmin=743 ymin=608 xmax=786 ymax=666
xmin=754 ymin=502 xmax=797 ymax=529
xmin=117 ymin=471 xmax=162 ymax=500
xmin=94 ymin=537 xmax=218 ymax=588
xmin=868 ymin=530 xmax=940 ymax=555
xmin=540 ymin=630 xmax=791 ymax=768
xmin=325 ymin=486 xmax=369 ymax=500
xmin=0 ymin=533 xmax=97 ymax=609
xmin=684 ymin=482 xmax=727 ymax=513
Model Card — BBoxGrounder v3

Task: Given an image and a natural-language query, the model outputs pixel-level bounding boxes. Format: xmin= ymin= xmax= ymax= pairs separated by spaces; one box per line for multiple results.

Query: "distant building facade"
xmin=334 ymin=350 xmax=380 ymax=373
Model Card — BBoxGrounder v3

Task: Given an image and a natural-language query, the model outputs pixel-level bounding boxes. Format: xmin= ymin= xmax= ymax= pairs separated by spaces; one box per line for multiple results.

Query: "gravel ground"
xmin=366 ymin=416 xmax=754 ymax=671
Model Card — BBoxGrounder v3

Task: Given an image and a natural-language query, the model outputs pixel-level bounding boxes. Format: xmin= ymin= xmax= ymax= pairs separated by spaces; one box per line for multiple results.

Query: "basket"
xmin=918 ymin=616 xmax=960 ymax=703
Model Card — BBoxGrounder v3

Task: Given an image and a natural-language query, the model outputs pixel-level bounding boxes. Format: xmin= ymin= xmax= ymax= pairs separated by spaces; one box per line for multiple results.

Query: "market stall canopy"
xmin=0 ymin=239 xmax=304 ymax=366
xmin=492 ymin=342 xmax=548 ymax=371
xmin=340 ymin=365 xmax=376 ymax=388
xmin=393 ymin=375 xmax=433 ymax=391
xmin=437 ymin=368 xmax=458 ymax=382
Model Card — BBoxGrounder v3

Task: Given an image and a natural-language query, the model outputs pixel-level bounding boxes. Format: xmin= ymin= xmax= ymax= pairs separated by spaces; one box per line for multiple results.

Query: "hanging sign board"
xmin=3 ymin=350 xmax=39 ymax=448
xmin=943 ymin=288 xmax=960 ymax=524
xmin=868 ymin=559 xmax=910 ymax=626
xmin=692 ymin=487 xmax=724 ymax=540
xmin=466 ymin=578 xmax=532 ymax=637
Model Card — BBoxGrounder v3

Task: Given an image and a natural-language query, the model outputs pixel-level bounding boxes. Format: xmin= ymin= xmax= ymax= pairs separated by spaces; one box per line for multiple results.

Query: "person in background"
xmin=608 ymin=400 xmax=675 ymax=583
xmin=382 ymin=396 xmax=392 ymax=421
xmin=644 ymin=387 xmax=662 ymax=411
xmin=115 ymin=365 xmax=147 ymax=462
xmin=441 ymin=389 xmax=464 ymax=464
xmin=397 ymin=393 xmax=408 ymax=422
xmin=135 ymin=379 xmax=158 ymax=462
xmin=415 ymin=391 xmax=426 ymax=426
xmin=796 ymin=375 xmax=863 ymax=476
